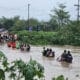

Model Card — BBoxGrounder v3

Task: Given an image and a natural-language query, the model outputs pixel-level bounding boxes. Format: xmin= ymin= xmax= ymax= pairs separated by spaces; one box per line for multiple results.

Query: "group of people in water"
xmin=0 ymin=33 xmax=30 ymax=52
xmin=42 ymin=47 xmax=55 ymax=57
xmin=42 ymin=47 xmax=73 ymax=63
xmin=0 ymin=32 xmax=73 ymax=63
xmin=18 ymin=42 xmax=30 ymax=51
xmin=60 ymin=50 xmax=73 ymax=63
xmin=8 ymin=41 xmax=30 ymax=52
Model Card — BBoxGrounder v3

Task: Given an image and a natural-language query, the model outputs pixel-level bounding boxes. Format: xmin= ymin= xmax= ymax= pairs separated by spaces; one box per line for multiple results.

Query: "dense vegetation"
xmin=11 ymin=30 xmax=80 ymax=46
xmin=12 ymin=31 xmax=57 ymax=45
xmin=0 ymin=51 xmax=44 ymax=80
xmin=0 ymin=4 xmax=80 ymax=45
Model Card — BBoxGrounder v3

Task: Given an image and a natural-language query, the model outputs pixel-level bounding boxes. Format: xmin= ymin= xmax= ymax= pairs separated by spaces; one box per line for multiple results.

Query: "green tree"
xmin=11 ymin=20 xmax=26 ymax=31
xmin=39 ymin=21 xmax=48 ymax=31
xmin=50 ymin=4 xmax=70 ymax=29
xmin=0 ymin=17 xmax=14 ymax=30
xmin=48 ymin=16 xmax=58 ymax=31
xmin=27 ymin=18 xmax=39 ymax=26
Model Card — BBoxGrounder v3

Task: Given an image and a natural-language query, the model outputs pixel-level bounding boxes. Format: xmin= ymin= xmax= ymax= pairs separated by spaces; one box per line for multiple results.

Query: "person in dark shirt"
xmin=42 ymin=47 xmax=46 ymax=56
xmin=66 ymin=51 xmax=73 ymax=63
xmin=26 ymin=44 xmax=30 ymax=51
xmin=61 ymin=50 xmax=67 ymax=61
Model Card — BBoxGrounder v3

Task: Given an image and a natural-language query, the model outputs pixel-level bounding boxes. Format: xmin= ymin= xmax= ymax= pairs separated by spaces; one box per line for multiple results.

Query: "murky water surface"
xmin=0 ymin=44 xmax=80 ymax=80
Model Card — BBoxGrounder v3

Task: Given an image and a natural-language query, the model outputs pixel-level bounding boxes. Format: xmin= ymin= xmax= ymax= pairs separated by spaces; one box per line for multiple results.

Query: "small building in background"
xmin=0 ymin=28 xmax=8 ymax=35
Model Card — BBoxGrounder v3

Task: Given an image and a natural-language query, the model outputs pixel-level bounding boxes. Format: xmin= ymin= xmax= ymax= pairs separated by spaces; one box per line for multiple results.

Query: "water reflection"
xmin=42 ymin=56 xmax=55 ymax=61
xmin=60 ymin=62 xmax=71 ymax=68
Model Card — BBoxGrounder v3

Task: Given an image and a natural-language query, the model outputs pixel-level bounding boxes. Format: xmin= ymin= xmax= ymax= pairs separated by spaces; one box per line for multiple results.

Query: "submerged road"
xmin=0 ymin=44 xmax=80 ymax=80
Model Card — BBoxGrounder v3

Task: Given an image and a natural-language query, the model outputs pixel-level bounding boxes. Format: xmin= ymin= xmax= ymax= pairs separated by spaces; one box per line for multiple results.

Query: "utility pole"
xmin=28 ymin=4 xmax=30 ymax=30
xmin=74 ymin=0 xmax=80 ymax=26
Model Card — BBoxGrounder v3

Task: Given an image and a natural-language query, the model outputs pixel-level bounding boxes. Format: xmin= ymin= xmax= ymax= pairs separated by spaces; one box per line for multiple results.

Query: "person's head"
xmin=68 ymin=51 xmax=70 ymax=54
xmin=50 ymin=49 xmax=52 ymax=52
xmin=47 ymin=48 xmax=49 ymax=51
xmin=43 ymin=47 xmax=45 ymax=50
xmin=64 ymin=50 xmax=66 ymax=53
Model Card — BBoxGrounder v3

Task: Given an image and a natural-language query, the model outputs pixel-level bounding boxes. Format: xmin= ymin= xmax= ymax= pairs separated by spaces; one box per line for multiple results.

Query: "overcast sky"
xmin=0 ymin=0 xmax=78 ymax=21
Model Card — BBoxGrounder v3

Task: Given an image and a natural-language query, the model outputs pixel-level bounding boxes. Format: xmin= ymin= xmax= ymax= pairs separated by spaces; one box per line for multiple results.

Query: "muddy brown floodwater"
xmin=0 ymin=44 xmax=80 ymax=80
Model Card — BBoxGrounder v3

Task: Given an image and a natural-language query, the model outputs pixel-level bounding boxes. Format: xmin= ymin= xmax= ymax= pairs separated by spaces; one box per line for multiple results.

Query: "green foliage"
xmin=0 ymin=69 xmax=5 ymax=80
xmin=12 ymin=27 xmax=80 ymax=46
xmin=9 ymin=59 xmax=26 ymax=80
xmin=0 ymin=51 xmax=44 ymax=80
xmin=9 ymin=58 xmax=44 ymax=80
xmin=0 ymin=51 xmax=8 ymax=80
xmin=0 ymin=17 xmax=14 ymax=30
xmin=50 ymin=4 xmax=70 ymax=30
xmin=52 ymin=75 xmax=65 ymax=80
xmin=10 ymin=20 xmax=26 ymax=31
xmin=57 ymin=20 xmax=80 ymax=45
xmin=27 ymin=18 xmax=40 ymax=27
xmin=0 ymin=16 xmax=41 ymax=31
xmin=0 ymin=51 xmax=5 ymax=59
xmin=29 ymin=58 xmax=44 ymax=78
xmin=48 ymin=16 xmax=58 ymax=31
xmin=0 ymin=51 xmax=9 ymax=69
xmin=12 ymin=31 xmax=58 ymax=45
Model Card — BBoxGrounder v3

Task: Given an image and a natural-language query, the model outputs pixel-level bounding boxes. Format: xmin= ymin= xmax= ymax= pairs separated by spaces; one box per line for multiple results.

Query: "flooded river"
xmin=0 ymin=44 xmax=80 ymax=80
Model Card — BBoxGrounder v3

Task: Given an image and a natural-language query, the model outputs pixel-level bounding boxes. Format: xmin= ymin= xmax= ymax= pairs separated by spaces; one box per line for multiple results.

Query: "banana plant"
xmin=0 ymin=51 xmax=9 ymax=80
